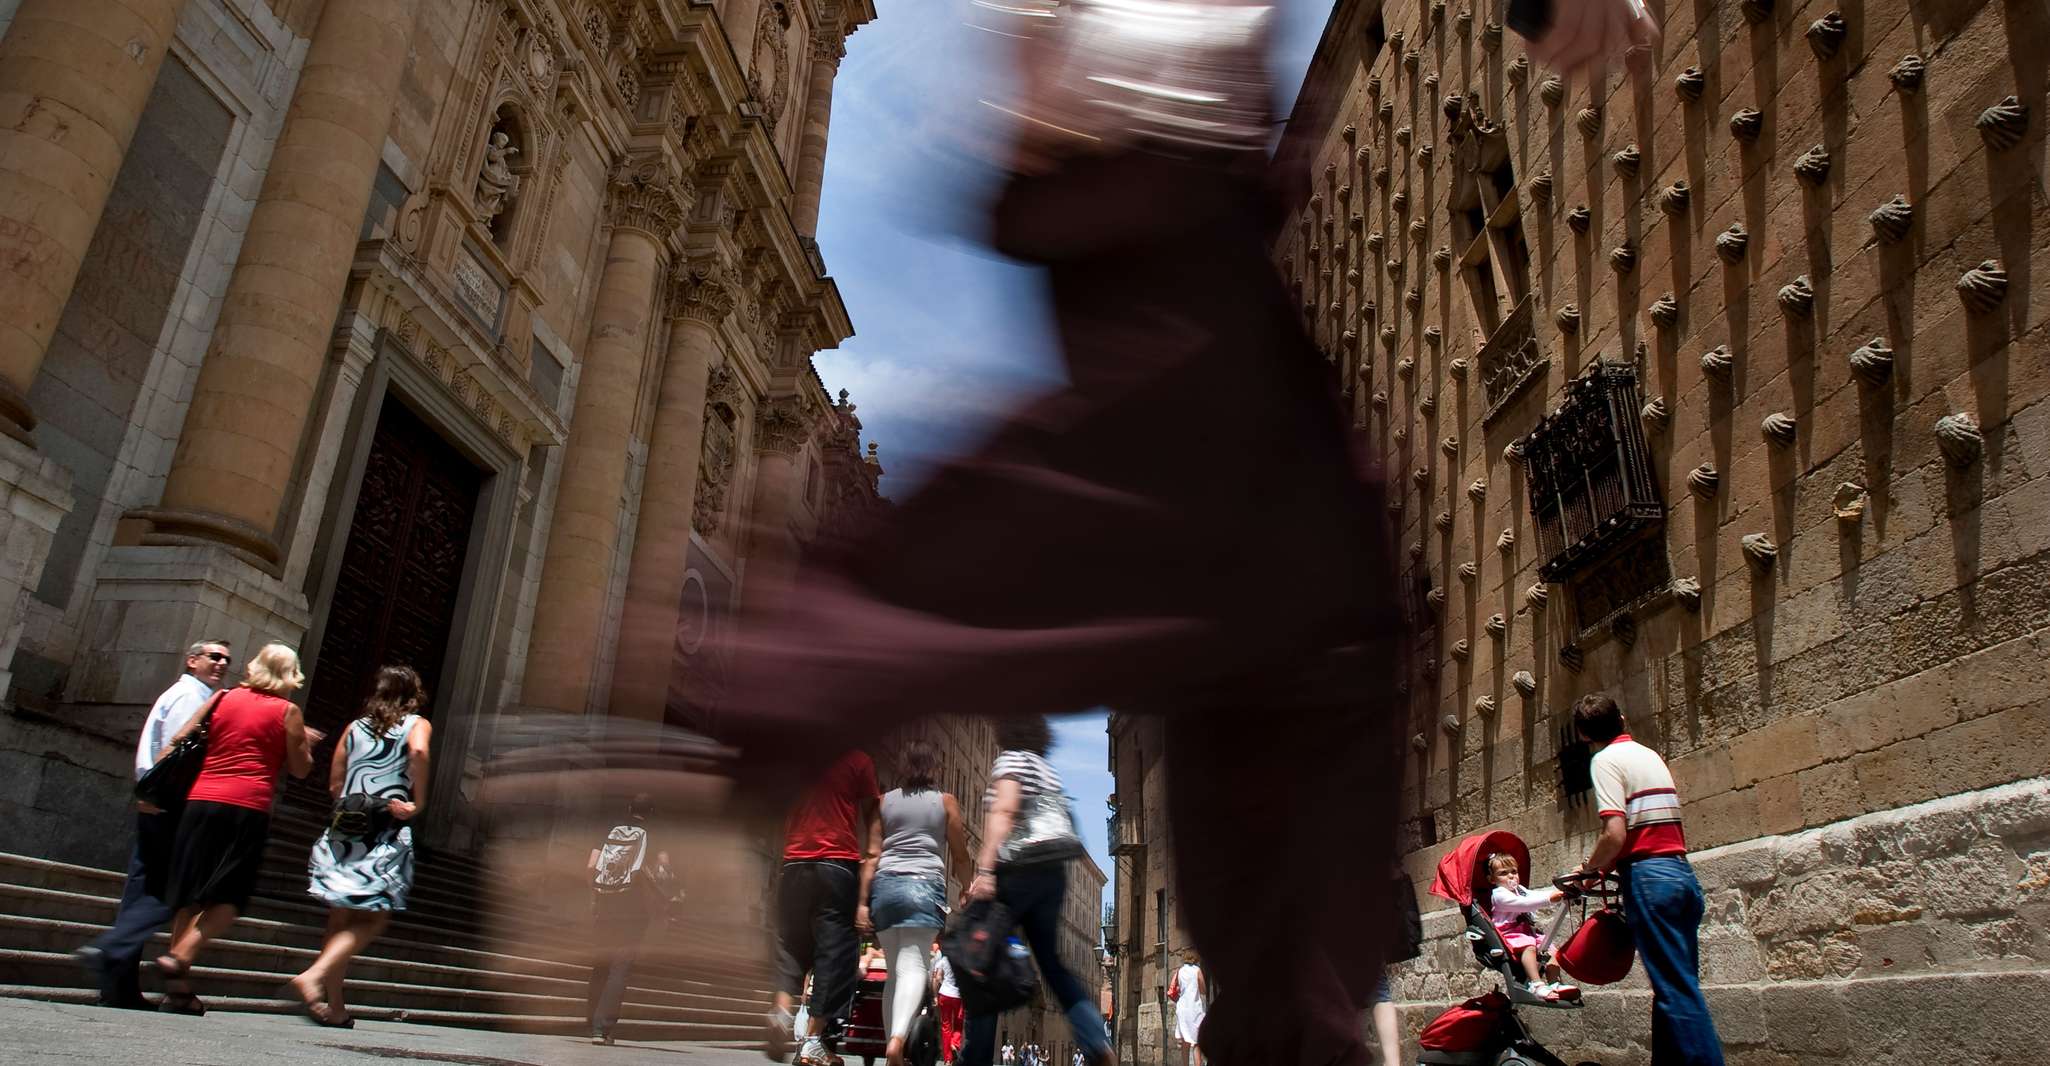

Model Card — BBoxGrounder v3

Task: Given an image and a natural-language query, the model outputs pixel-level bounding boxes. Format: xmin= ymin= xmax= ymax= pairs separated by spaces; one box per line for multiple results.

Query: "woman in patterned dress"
xmin=287 ymin=665 xmax=433 ymax=1026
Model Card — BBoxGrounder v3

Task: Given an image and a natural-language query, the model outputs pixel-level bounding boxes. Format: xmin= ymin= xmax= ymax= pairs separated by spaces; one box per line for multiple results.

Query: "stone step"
xmin=0 ymin=913 xmax=763 ymax=1016
xmin=0 ymin=985 xmax=766 ymax=1044
xmin=0 ymin=947 xmax=766 ymax=1026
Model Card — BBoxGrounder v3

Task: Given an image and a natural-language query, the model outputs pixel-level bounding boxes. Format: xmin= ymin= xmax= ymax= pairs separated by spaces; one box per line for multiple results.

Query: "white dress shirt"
xmin=134 ymin=673 xmax=216 ymax=779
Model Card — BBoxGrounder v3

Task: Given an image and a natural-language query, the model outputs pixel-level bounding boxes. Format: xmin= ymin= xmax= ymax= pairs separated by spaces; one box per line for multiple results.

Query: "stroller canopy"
xmin=1429 ymin=829 xmax=1530 ymax=907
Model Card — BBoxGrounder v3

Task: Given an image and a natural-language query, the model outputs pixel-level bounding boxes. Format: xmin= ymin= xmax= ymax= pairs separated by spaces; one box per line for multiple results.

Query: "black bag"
xmin=941 ymin=899 xmax=1037 ymax=1014
xmin=329 ymin=793 xmax=394 ymax=840
xmin=1390 ymin=870 xmax=1424 ymax=963
xmin=133 ymin=691 xmax=225 ymax=811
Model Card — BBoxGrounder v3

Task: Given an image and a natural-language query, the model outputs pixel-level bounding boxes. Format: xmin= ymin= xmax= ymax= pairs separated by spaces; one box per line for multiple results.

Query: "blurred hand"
xmin=856 ymin=904 xmax=874 ymax=937
xmin=1526 ymin=0 xmax=1660 ymax=80
xmin=388 ymin=799 xmax=418 ymax=821
xmin=135 ymin=800 xmax=163 ymax=815
xmin=969 ymin=872 xmax=997 ymax=902
xmin=305 ymin=727 xmax=327 ymax=744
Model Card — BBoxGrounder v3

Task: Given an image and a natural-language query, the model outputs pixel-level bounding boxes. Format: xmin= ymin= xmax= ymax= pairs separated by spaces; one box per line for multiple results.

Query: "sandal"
xmin=154 ymin=955 xmax=190 ymax=981
xmin=158 ymin=993 xmax=206 ymax=1016
xmin=310 ymin=1002 xmax=355 ymax=1028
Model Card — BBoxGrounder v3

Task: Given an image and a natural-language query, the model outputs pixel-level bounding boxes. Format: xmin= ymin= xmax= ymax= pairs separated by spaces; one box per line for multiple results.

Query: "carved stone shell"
xmin=1567 ymin=205 xmax=1591 ymax=234
xmin=1346 ymin=267 xmax=1361 ymax=286
xmin=1740 ymin=0 xmax=1771 ymax=23
xmin=1508 ymin=56 xmax=1529 ymax=84
xmin=1697 ymin=344 xmax=1730 ymax=381
xmin=1356 ymin=145 xmax=1371 ymax=167
xmin=1342 ymin=123 xmax=1357 ymax=144
xmin=1485 ymin=614 xmax=1506 ymax=637
xmin=1642 ymin=395 xmax=1670 ymax=428
xmin=1405 ymin=286 xmax=1423 ymax=310
xmin=1423 ymin=73 xmax=1440 ymax=92
xmin=1450 ymin=637 xmax=1472 ymax=659
xmin=1610 ymin=242 xmax=1637 ymax=274
xmin=1441 ymin=435 xmax=1461 ymax=457
xmin=1717 ymin=223 xmax=1750 ymax=263
xmin=1474 ymin=695 xmax=1498 ymax=716
xmin=1539 ymin=74 xmax=1565 ymax=108
xmin=1348 ymin=212 xmax=1363 ymax=232
xmin=1413 ymin=467 xmax=1431 ymax=487
xmin=1761 ymin=412 xmax=1798 ymax=447
xmin=1368 ymin=231 xmax=1385 ymax=254
xmin=1556 ymin=303 xmax=1581 ymax=334
xmin=1417 ymin=141 xmax=1435 ymax=164
xmin=1794 ymin=144 xmax=1831 ymax=185
xmin=1393 ymin=190 xmax=1411 ymax=214
xmin=1742 ymin=532 xmax=1778 ymax=570
xmin=1806 ymin=11 xmax=1847 ymax=60
xmin=1341 ymin=329 xmax=1357 ymax=347
xmin=1525 ymin=583 xmax=1549 ymax=609
xmin=1658 ymin=181 xmax=1691 ymax=216
xmin=1424 ymin=326 xmax=1443 ymax=346
xmin=1675 ymin=66 xmax=1706 ymax=101
xmin=1612 ymin=143 xmax=1641 ymax=178
xmin=1527 ymin=171 xmax=1554 ymax=204
xmin=1497 ymin=528 xmax=1515 ymax=552
xmin=1382 ymin=324 xmax=1399 ymax=347
xmin=1777 ymin=275 xmax=1815 ymax=317
xmin=1362 ymin=300 xmax=1377 ymax=321
xmin=1482 ymin=20 xmax=1503 ymax=49
xmin=1338 ymin=183 xmax=1354 ymax=205
xmin=1387 ymin=257 xmax=1403 ymax=279
xmin=1688 ymin=462 xmax=1721 ymax=499
xmin=1468 ymin=478 xmax=1487 ymax=501
xmin=1559 ymin=644 xmax=1584 ymax=672
xmin=1671 ymin=577 xmax=1702 ymax=611
xmin=1512 ymin=670 xmax=1538 ymax=697
xmin=1455 ymin=7 xmax=1472 ymax=34
xmin=1457 ymin=562 xmax=1478 ymax=584
xmin=1375 ymin=165 xmax=1391 ymax=187
xmin=1936 ymin=413 xmax=1983 ymax=468
xmin=1393 ymin=426 xmax=1408 ymax=446
xmin=1729 ymin=108 xmax=1764 ymax=142
xmin=1420 ymin=392 xmax=1437 ymax=415
xmin=1404 ymin=49 xmax=1421 ymax=73
xmin=1650 ymin=292 xmax=1680 ymax=328
xmin=1390 ymin=29 xmax=1404 ymax=50
xmin=1397 ymin=356 xmax=1415 ymax=378
xmin=1450 ymin=357 xmax=1469 ymax=379
xmin=1378 ymin=101 xmax=1394 ymax=125
xmin=1431 ymin=0 xmax=1446 ymax=22
xmin=1410 ymin=218 xmax=1428 ymax=243
xmin=1434 ymin=246 xmax=1453 ymax=270
xmin=1957 ymin=260 xmax=2009 ymax=315
xmin=1504 ymin=440 xmax=1525 ymax=462
xmin=1977 ymin=96 xmax=2028 ymax=152
xmin=1888 ymin=54 xmax=1924 ymax=92
xmin=1369 ymin=75 xmax=1382 ymax=98
xmin=1868 ymin=195 xmax=1913 ymax=244
xmin=1386 ymin=493 xmax=1403 ymax=513
xmin=1395 ymin=124 xmax=1413 ymax=148
xmin=1412 ymin=732 xmax=1429 ymax=752
xmin=1577 ymin=106 xmax=1604 ymax=138
xmin=1372 ymin=390 xmax=1388 ymax=408
xmin=1849 ymin=337 xmax=1894 ymax=387
xmin=1440 ymin=712 xmax=1460 ymax=734
xmin=1427 ymin=586 xmax=1446 ymax=610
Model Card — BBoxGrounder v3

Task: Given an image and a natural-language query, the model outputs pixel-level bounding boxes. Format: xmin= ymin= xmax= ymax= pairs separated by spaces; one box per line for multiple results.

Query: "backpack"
xmin=941 ymin=900 xmax=1037 ymax=1014
xmin=593 ymin=823 xmax=649 ymax=894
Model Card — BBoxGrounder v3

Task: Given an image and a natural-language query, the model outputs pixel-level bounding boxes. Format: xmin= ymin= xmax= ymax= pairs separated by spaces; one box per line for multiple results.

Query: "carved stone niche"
xmin=1478 ymin=294 xmax=1549 ymax=427
xmin=695 ymin=365 xmax=746 ymax=534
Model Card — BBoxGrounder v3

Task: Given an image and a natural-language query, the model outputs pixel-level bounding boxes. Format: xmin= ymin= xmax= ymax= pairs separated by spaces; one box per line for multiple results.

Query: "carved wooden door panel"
xmin=291 ymin=398 xmax=482 ymax=808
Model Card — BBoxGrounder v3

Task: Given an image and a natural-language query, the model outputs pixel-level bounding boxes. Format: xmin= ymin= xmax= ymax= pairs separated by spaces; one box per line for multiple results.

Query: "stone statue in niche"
xmin=476 ymin=129 xmax=521 ymax=222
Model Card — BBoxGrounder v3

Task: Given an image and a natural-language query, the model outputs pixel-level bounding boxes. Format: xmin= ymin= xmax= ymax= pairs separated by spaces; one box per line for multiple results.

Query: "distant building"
xmin=1104 ymin=713 xmax=1185 ymax=1066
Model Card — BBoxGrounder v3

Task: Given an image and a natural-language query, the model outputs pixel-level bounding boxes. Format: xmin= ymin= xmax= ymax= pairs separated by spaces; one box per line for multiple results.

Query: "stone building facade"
xmin=1270 ymin=0 xmax=2050 ymax=1062
xmin=1104 ymin=712 xmax=1191 ymax=1066
xmin=0 ymin=0 xmax=886 ymax=870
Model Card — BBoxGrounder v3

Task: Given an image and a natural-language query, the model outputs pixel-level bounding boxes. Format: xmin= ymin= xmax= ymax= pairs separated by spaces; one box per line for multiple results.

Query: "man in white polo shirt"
xmin=1573 ymin=692 xmax=1725 ymax=1066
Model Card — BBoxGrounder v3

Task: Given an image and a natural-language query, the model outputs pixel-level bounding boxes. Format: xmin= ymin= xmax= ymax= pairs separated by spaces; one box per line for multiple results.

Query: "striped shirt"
xmin=1591 ymin=735 xmax=1688 ymax=860
xmin=984 ymin=749 xmax=1060 ymax=814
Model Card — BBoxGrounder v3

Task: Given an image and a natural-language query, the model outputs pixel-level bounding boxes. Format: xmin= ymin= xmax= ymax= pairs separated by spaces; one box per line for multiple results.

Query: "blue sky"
xmin=810 ymin=0 xmax=1333 ymax=911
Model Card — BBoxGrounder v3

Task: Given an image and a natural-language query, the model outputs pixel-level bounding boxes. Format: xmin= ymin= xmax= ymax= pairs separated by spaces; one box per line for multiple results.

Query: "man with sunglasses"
xmin=76 ymin=639 xmax=232 ymax=1009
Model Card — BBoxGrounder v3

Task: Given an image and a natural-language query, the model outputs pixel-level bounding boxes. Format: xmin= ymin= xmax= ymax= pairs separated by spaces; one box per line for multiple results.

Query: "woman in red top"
xmin=152 ymin=643 xmax=318 ymax=1015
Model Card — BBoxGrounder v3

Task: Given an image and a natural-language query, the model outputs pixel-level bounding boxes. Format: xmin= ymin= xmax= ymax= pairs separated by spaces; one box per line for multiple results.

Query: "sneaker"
xmin=1548 ymin=980 xmax=1581 ymax=999
xmin=592 ymin=1027 xmax=608 ymax=1045
xmin=795 ymin=1037 xmax=833 ymax=1065
xmin=764 ymin=1007 xmax=794 ymax=1061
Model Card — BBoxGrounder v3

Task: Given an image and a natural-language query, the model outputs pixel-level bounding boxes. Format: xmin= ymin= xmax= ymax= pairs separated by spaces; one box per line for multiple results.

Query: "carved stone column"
xmin=521 ymin=162 xmax=688 ymax=715
xmin=131 ymin=0 xmax=422 ymax=570
xmin=606 ymin=258 xmax=736 ymax=723
xmin=736 ymin=394 xmax=816 ymax=615
xmin=0 ymin=0 xmax=188 ymax=439
xmin=791 ymin=30 xmax=845 ymax=237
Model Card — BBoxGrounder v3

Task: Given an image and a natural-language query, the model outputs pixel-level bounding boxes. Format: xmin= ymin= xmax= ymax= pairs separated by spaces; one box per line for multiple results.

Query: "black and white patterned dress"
xmin=307 ymin=714 xmax=419 ymax=911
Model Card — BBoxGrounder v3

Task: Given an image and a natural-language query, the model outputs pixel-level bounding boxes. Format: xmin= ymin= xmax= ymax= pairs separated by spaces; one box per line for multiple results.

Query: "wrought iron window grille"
xmin=1479 ymin=295 xmax=1549 ymax=425
xmin=1518 ymin=359 xmax=1666 ymax=584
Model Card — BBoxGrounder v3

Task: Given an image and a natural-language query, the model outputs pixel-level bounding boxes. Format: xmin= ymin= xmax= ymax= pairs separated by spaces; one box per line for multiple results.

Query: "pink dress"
xmin=1489 ymin=885 xmax=1554 ymax=952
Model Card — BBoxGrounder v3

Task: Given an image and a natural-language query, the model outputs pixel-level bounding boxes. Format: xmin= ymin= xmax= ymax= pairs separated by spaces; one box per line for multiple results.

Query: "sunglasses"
xmin=201 ymin=652 xmax=231 ymax=663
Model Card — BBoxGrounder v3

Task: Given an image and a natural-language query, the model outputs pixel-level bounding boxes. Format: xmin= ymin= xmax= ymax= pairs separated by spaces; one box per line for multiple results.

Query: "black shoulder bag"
xmin=134 ymin=691 xmax=226 ymax=811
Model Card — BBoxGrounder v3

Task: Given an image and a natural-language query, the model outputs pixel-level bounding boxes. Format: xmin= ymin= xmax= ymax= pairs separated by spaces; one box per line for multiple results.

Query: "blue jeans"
xmin=959 ymin=864 xmax=1109 ymax=1066
xmin=1621 ymin=857 xmax=1725 ymax=1066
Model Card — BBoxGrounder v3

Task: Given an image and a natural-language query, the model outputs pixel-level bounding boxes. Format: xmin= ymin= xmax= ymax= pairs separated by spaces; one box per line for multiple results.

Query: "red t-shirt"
xmin=783 ymin=750 xmax=879 ymax=862
xmin=185 ymin=688 xmax=290 ymax=812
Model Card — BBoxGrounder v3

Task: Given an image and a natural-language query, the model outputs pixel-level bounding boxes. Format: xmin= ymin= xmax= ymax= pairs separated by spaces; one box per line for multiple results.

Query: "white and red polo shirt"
xmin=1591 ymin=734 xmax=1689 ymax=861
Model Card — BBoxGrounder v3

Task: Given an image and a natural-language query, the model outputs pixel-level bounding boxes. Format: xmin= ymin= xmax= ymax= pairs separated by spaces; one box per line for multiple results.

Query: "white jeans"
xmin=879 ymin=926 xmax=938 ymax=1041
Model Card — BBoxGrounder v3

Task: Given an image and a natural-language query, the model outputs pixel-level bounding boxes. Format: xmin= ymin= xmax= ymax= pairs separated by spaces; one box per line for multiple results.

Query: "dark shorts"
xmin=164 ymin=800 xmax=271 ymax=911
xmin=872 ymin=873 xmax=947 ymax=930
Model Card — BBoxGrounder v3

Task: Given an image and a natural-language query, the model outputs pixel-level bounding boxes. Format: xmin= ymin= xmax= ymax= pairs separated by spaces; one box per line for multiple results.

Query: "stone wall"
xmin=1386 ymin=778 xmax=2050 ymax=1064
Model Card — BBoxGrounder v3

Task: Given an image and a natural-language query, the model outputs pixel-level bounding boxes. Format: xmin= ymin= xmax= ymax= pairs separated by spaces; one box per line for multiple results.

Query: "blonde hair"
xmin=242 ymin=642 xmax=305 ymax=696
xmin=1486 ymin=852 xmax=1520 ymax=879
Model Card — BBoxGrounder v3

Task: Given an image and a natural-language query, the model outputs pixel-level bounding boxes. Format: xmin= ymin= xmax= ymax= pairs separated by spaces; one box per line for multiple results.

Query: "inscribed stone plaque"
xmin=451 ymin=246 xmax=505 ymax=329
xmin=30 ymin=57 xmax=232 ymax=606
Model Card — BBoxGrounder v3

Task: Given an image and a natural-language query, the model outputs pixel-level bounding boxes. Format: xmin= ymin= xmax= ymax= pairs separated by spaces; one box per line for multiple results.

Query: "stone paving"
xmin=0 ymin=997 xmax=765 ymax=1066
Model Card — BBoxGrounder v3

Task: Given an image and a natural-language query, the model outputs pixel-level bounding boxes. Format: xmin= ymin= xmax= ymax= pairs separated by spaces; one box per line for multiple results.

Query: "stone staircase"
xmin=0 ymin=803 xmax=777 ymax=1044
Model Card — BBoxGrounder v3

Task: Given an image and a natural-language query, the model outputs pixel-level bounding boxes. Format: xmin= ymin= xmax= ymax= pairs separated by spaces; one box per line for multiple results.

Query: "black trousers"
xmin=588 ymin=892 xmax=653 ymax=1030
xmin=774 ymin=859 xmax=860 ymax=1034
xmin=88 ymin=811 xmax=176 ymax=1005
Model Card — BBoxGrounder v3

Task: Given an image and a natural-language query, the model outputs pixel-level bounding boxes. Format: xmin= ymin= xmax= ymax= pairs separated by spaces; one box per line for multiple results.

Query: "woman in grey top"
xmin=857 ymin=739 xmax=969 ymax=1066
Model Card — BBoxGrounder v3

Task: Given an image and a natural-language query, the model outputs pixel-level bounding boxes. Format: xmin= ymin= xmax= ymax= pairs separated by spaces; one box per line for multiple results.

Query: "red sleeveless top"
xmin=185 ymin=688 xmax=290 ymax=811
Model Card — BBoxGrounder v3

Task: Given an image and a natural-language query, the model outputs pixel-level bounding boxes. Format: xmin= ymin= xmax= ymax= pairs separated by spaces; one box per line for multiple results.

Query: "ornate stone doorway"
xmin=290 ymin=396 xmax=483 ymax=807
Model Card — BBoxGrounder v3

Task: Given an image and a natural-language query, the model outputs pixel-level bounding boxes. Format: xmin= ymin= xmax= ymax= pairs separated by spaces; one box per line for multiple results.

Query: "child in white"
xmin=1486 ymin=852 xmax=1578 ymax=1000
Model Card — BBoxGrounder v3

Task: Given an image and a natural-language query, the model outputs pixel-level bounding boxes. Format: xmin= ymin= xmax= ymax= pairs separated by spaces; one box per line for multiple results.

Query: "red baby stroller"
xmin=1415 ymin=830 xmax=1624 ymax=1066
xmin=840 ymin=964 xmax=941 ymax=1066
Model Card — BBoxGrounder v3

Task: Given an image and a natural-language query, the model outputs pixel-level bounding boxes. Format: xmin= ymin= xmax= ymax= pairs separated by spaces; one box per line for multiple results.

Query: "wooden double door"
xmin=293 ymin=397 xmax=483 ymax=806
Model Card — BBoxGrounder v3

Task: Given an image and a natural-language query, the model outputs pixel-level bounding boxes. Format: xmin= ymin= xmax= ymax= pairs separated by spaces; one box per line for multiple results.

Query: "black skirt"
xmin=164 ymin=800 xmax=271 ymax=911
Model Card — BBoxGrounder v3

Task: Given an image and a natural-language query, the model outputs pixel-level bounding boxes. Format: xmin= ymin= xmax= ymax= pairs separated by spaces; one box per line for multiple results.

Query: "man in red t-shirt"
xmin=767 ymin=749 xmax=879 ymax=1065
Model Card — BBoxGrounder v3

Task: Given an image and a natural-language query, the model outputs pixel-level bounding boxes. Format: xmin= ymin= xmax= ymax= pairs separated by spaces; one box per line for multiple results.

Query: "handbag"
xmin=329 ymin=793 xmax=394 ymax=840
xmin=942 ymin=900 xmax=1037 ymax=1013
xmin=134 ymin=691 xmax=225 ymax=811
xmin=996 ymin=786 xmax=1086 ymax=869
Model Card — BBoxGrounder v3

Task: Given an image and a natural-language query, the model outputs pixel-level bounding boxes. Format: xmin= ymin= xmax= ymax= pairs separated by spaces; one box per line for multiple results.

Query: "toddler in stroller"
xmin=1415 ymin=830 xmax=1620 ymax=1066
